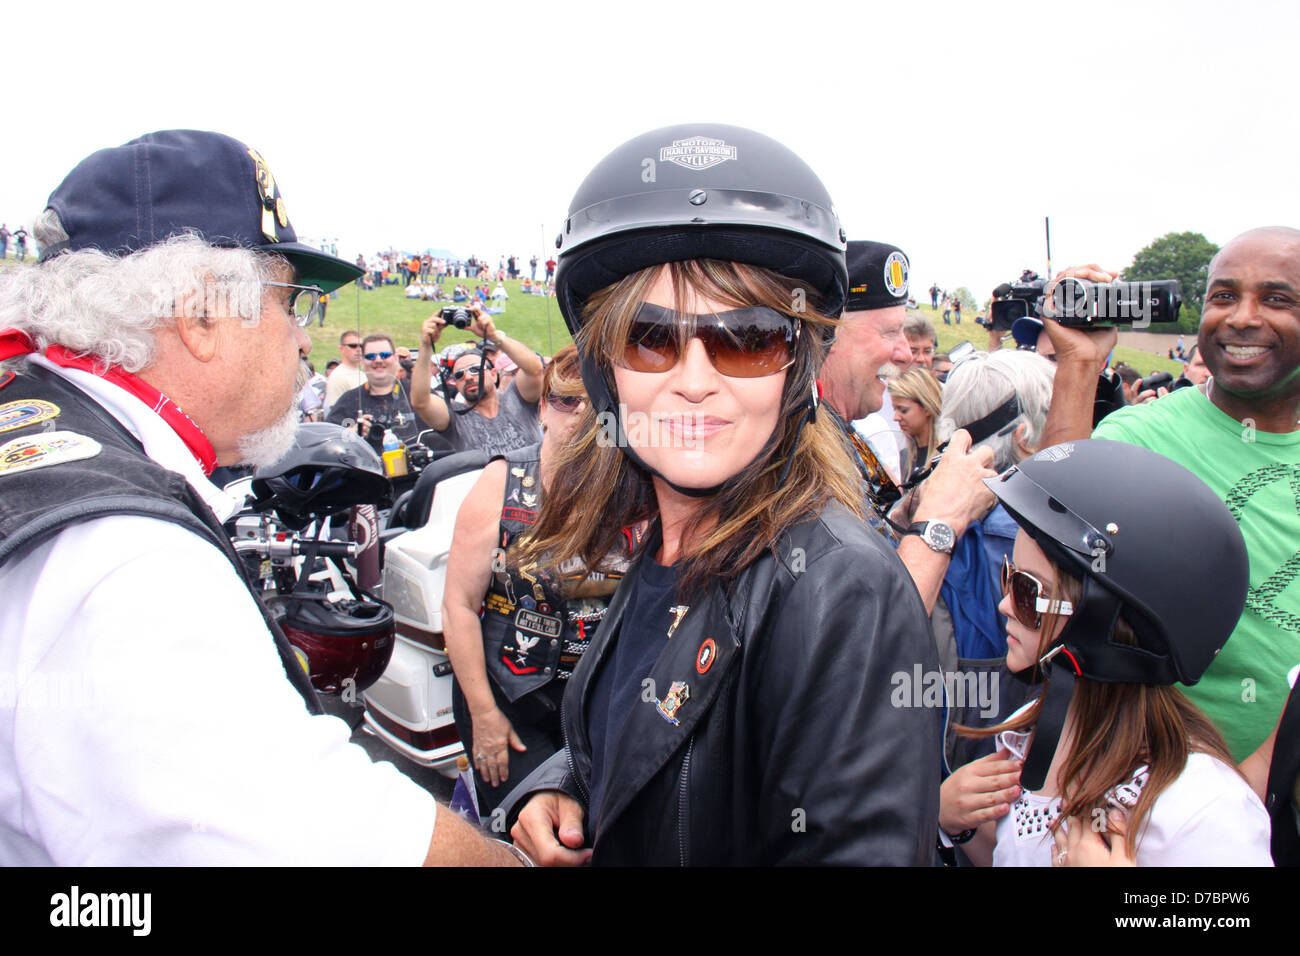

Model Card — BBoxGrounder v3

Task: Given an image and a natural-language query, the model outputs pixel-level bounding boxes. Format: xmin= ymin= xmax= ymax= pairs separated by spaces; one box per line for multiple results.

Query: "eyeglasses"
xmin=546 ymin=393 xmax=586 ymax=413
xmin=618 ymin=303 xmax=799 ymax=378
xmin=1001 ymin=555 xmax=1074 ymax=631
xmin=363 ymin=350 xmax=394 ymax=362
xmin=265 ymin=281 xmax=325 ymax=327
xmin=452 ymin=365 xmax=491 ymax=381
xmin=342 ymin=342 xmax=362 ymax=350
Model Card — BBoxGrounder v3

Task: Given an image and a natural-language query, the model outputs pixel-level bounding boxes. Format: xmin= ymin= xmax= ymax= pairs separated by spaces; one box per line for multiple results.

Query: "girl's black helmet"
xmin=985 ymin=439 xmax=1248 ymax=686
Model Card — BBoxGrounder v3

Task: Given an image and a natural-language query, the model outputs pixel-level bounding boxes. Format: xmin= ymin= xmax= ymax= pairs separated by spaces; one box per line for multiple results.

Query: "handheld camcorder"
xmin=989 ymin=272 xmax=1182 ymax=330
xmin=1050 ymin=278 xmax=1182 ymax=329
xmin=989 ymin=272 xmax=1047 ymax=331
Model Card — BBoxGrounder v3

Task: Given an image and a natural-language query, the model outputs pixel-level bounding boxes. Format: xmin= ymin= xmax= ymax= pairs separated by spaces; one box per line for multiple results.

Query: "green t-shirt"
xmin=1093 ymin=386 xmax=1300 ymax=760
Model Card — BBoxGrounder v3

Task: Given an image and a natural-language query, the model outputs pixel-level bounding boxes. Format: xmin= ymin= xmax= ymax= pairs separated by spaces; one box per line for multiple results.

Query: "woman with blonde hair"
xmin=504 ymin=124 xmax=942 ymax=866
xmin=887 ymin=365 xmax=943 ymax=478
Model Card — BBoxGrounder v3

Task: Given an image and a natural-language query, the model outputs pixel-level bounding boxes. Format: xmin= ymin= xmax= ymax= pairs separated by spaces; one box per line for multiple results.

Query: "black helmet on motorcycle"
xmin=269 ymin=589 xmax=395 ymax=696
xmin=251 ymin=423 xmax=391 ymax=529
xmin=555 ymin=123 xmax=849 ymax=333
xmin=985 ymin=438 xmax=1248 ymax=686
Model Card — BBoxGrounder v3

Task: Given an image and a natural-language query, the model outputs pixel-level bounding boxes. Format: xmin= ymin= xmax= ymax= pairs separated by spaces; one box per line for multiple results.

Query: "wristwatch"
xmin=904 ymin=520 xmax=956 ymax=555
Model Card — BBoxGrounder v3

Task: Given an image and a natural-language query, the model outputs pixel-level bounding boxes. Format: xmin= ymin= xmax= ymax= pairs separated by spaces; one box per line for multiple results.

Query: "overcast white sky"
xmin=4 ymin=0 xmax=1297 ymax=305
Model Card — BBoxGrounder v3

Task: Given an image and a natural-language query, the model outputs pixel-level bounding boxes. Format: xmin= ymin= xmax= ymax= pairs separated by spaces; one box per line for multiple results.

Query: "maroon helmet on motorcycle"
xmin=270 ymin=590 xmax=396 ymax=696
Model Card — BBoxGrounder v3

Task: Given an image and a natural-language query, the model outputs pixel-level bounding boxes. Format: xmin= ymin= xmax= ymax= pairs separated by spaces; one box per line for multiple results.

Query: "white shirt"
xmin=325 ymin=362 xmax=366 ymax=411
xmin=0 ymin=363 xmax=436 ymax=864
xmin=991 ymin=709 xmax=1271 ymax=867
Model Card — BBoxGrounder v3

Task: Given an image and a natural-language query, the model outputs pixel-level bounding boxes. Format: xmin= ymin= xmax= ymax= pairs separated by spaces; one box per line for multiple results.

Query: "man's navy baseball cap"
xmin=39 ymin=129 xmax=362 ymax=293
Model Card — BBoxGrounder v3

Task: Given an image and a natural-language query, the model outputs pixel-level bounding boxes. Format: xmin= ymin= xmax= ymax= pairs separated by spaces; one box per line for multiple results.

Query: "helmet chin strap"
xmin=1016 ymin=575 xmax=1120 ymax=792
xmin=579 ymin=354 xmax=818 ymax=499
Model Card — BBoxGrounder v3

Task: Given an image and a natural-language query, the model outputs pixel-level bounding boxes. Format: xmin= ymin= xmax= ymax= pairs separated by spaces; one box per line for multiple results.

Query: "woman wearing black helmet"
xmin=503 ymin=124 xmax=943 ymax=866
xmin=938 ymin=439 xmax=1270 ymax=866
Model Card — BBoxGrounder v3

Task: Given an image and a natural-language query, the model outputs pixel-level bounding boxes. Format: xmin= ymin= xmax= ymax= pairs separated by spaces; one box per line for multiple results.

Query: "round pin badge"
xmin=696 ymin=638 xmax=716 ymax=675
xmin=883 ymin=251 xmax=909 ymax=299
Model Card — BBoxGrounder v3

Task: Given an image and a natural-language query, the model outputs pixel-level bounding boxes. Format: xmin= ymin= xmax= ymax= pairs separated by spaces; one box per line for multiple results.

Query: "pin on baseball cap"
xmin=39 ymin=129 xmax=362 ymax=293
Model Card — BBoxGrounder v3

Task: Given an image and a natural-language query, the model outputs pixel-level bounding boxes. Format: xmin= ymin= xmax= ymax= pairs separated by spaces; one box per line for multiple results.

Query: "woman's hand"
xmin=939 ymin=747 xmax=1023 ymax=834
xmin=471 ymin=706 xmax=526 ymax=788
xmin=511 ymin=791 xmax=592 ymax=866
xmin=1052 ymin=809 xmax=1136 ymax=867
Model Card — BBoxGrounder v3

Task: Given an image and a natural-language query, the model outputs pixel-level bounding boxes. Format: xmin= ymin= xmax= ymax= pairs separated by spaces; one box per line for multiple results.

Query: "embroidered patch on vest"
xmin=0 ymin=399 xmax=59 ymax=434
xmin=0 ymin=430 xmax=101 ymax=476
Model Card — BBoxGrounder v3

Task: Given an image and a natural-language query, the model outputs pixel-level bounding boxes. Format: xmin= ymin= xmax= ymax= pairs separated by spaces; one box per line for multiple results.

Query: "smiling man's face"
xmin=1199 ymin=228 xmax=1300 ymax=410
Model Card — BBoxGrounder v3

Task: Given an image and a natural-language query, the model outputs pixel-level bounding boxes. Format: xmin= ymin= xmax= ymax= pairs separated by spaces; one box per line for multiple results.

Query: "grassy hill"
xmin=306 ymin=277 xmax=573 ymax=363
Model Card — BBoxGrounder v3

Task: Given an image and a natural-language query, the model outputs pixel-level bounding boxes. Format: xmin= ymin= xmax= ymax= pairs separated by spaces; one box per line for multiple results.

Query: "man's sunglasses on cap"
xmin=265 ymin=281 xmax=324 ymax=327
xmin=1001 ymin=555 xmax=1074 ymax=631
xmin=618 ymin=303 xmax=799 ymax=378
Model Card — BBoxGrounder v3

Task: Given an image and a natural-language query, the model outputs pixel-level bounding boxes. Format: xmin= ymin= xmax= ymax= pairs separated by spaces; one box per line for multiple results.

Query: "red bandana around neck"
xmin=0 ymin=328 xmax=218 ymax=475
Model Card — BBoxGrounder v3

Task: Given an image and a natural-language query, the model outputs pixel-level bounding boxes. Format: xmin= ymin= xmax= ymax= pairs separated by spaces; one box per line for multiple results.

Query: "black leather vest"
xmin=480 ymin=445 xmax=630 ymax=704
xmin=0 ymin=363 xmax=322 ymax=714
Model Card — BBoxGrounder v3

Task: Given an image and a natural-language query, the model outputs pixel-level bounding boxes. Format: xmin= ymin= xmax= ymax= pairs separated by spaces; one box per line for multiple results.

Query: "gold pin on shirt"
xmin=667 ymin=605 xmax=689 ymax=639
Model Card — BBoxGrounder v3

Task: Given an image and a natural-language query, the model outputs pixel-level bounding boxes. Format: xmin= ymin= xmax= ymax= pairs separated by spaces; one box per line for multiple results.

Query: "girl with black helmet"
xmin=939 ymin=438 xmax=1271 ymax=866
xmin=504 ymin=124 xmax=943 ymax=866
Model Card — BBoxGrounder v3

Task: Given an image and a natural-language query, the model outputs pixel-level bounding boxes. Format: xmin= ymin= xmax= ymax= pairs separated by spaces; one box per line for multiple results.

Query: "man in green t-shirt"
xmin=1033 ymin=227 xmax=1300 ymax=761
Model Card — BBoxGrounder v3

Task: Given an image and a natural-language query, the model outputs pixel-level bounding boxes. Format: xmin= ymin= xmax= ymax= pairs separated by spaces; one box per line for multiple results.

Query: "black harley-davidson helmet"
xmin=270 ymin=590 xmax=395 ymax=696
xmin=554 ymin=123 xmax=849 ymax=335
xmin=252 ymin=422 xmax=391 ymax=529
xmin=984 ymin=438 xmax=1249 ymax=686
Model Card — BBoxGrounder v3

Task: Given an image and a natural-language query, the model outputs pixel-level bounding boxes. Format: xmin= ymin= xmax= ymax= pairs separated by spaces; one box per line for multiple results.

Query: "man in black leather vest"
xmin=0 ymin=130 xmax=517 ymax=866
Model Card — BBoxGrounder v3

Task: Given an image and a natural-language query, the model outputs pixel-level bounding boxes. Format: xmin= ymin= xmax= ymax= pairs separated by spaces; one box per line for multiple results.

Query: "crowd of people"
xmin=352 ymin=251 xmax=558 ymax=294
xmin=0 ymin=126 xmax=1296 ymax=871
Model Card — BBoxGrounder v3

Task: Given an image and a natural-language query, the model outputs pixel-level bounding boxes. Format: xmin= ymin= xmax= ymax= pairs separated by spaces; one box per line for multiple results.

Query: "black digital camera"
xmin=439 ymin=306 xmax=473 ymax=329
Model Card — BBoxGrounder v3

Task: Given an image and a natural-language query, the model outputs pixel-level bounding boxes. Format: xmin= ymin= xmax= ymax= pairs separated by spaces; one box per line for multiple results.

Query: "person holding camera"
xmin=410 ymin=300 xmax=544 ymax=457
xmin=325 ymin=333 xmax=447 ymax=456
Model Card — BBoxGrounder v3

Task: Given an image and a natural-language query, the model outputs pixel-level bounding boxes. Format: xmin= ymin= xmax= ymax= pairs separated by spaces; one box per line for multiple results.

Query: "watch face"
xmin=927 ymin=522 xmax=955 ymax=551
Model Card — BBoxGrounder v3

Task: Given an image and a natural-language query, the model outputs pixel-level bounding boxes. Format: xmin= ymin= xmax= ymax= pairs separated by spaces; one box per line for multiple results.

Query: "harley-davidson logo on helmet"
xmin=659 ymin=136 xmax=738 ymax=170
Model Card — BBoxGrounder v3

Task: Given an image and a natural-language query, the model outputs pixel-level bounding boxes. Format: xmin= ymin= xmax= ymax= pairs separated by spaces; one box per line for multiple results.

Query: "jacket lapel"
xmin=594 ymin=581 xmax=742 ymax=841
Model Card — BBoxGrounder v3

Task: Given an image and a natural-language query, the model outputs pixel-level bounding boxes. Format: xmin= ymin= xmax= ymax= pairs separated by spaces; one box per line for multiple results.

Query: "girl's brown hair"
xmin=962 ymin=570 xmax=1238 ymax=857
xmin=514 ymin=259 xmax=864 ymax=597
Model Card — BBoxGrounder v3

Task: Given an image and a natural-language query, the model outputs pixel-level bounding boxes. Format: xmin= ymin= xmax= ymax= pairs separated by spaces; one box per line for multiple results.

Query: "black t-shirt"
xmin=325 ymin=382 xmax=436 ymax=448
xmin=586 ymin=555 xmax=678 ymax=827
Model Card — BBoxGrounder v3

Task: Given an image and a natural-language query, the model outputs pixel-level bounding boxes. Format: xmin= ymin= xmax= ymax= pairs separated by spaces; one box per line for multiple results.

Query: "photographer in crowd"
xmin=1034 ymin=229 xmax=1300 ymax=768
xmin=325 ymin=332 xmax=450 ymax=457
xmin=411 ymin=302 xmax=544 ymax=457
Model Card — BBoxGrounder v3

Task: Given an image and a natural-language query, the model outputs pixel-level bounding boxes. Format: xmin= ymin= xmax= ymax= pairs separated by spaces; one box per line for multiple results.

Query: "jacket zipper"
xmin=561 ymin=693 xmax=589 ymax=803
xmin=677 ymin=735 xmax=695 ymax=867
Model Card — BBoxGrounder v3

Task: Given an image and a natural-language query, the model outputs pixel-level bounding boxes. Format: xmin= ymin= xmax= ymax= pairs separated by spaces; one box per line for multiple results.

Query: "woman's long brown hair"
xmin=962 ymin=572 xmax=1239 ymax=857
xmin=513 ymin=259 xmax=864 ymax=598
